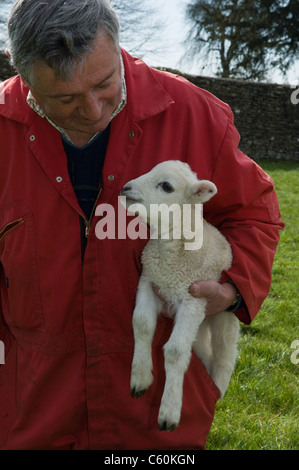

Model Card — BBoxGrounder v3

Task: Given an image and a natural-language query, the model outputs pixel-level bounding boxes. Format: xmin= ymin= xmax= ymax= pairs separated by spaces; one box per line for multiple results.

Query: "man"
xmin=0 ymin=0 xmax=283 ymax=450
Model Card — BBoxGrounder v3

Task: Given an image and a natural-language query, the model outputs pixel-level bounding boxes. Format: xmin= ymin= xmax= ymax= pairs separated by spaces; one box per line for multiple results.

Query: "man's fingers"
xmin=152 ymin=284 xmax=166 ymax=302
xmin=189 ymin=280 xmax=220 ymax=298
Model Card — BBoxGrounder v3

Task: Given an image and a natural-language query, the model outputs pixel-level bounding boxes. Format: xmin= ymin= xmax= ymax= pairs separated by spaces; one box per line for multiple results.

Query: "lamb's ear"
xmin=190 ymin=180 xmax=217 ymax=203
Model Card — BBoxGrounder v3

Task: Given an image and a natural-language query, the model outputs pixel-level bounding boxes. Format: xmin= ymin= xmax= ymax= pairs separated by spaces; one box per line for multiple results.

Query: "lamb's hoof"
xmin=130 ymin=387 xmax=147 ymax=399
xmin=158 ymin=421 xmax=177 ymax=432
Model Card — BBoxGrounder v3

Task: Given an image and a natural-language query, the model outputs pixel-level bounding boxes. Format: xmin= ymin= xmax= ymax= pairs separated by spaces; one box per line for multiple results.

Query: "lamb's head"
xmin=120 ymin=160 xmax=217 ymax=209
xmin=121 ymin=160 xmax=217 ymax=244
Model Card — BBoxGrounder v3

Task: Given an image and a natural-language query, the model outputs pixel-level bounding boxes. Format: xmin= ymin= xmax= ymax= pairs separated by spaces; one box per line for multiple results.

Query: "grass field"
xmin=206 ymin=160 xmax=299 ymax=450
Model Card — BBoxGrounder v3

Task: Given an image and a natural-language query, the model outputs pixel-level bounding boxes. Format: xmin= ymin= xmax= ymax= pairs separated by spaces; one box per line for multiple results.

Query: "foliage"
xmin=206 ymin=160 xmax=299 ymax=450
xmin=111 ymin=0 xmax=163 ymax=59
xmin=0 ymin=0 xmax=13 ymax=44
xmin=0 ymin=0 xmax=163 ymax=59
xmin=185 ymin=0 xmax=299 ymax=80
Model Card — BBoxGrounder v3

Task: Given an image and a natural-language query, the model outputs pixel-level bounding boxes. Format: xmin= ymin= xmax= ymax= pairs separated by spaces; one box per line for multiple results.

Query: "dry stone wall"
xmin=176 ymin=71 xmax=299 ymax=161
xmin=1 ymin=51 xmax=298 ymax=160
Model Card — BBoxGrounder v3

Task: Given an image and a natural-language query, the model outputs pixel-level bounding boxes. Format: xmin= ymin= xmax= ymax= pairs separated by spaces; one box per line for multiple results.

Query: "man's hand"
xmin=189 ymin=280 xmax=237 ymax=317
xmin=153 ymin=280 xmax=237 ymax=318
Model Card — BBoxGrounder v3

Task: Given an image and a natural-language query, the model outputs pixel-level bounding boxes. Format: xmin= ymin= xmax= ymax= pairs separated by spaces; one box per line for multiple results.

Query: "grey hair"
xmin=7 ymin=0 xmax=120 ymax=86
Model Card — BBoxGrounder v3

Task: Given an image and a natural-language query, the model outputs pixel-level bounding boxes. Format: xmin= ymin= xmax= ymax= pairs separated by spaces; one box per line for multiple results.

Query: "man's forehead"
xmin=30 ymin=30 xmax=121 ymax=95
xmin=31 ymin=60 xmax=119 ymax=96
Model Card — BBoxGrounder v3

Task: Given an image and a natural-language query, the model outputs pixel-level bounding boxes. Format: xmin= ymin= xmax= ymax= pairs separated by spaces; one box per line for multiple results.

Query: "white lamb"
xmin=120 ymin=160 xmax=240 ymax=431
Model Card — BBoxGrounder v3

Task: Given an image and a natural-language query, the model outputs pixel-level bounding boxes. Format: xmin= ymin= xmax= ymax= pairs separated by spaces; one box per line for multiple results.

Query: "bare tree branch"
xmin=184 ymin=0 xmax=299 ymax=80
xmin=112 ymin=0 xmax=164 ymax=59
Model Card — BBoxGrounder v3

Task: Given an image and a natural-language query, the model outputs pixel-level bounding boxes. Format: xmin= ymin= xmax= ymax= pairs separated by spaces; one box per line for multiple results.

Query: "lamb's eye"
xmin=158 ymin=181 xmax=174 ymax=193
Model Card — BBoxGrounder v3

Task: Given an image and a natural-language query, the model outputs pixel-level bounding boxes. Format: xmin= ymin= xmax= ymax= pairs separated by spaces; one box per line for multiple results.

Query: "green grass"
xmin=206 ymin=160 xmax=299 ymax=450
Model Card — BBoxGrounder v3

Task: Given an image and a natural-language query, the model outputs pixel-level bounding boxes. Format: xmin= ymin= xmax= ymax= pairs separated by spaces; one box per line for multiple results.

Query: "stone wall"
xmin=1 ymin=51 xmax=298 ymax=160
xmin=161 ymin=68 xmax=299 ymax=161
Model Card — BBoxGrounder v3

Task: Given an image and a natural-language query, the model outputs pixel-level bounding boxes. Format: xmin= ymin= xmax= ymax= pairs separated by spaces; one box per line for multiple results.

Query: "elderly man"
xmin=0 ymin=0 xmax=283 ymax=450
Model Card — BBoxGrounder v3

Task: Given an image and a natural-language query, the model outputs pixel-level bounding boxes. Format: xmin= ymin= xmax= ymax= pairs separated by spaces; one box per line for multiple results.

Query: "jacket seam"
xmin=210 ymin=114 xmax=232 ymax=182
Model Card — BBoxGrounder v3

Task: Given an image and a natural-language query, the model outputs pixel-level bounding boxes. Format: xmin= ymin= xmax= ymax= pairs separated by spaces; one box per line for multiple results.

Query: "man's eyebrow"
xmin=46 ymin=70 xmax=115 ymax=98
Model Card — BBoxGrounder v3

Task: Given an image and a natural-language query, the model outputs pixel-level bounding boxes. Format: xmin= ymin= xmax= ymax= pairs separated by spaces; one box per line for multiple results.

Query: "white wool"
xmin=121 ymin=161 xmax=240 ymax=431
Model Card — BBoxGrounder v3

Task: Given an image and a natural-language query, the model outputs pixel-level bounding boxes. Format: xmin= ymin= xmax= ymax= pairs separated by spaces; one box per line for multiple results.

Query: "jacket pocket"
xmin=0 ymin=201 xmax=44 ymax=329
xmin=0 ymin=219 xmax=24 ymax=242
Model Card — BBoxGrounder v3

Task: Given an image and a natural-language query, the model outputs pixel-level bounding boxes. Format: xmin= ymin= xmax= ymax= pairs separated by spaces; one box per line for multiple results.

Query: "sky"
xmin=137 ymin=0 xmax=298 ymax=85
xmin=136 ymin=0 xmax=190 ymax=71
xmin=0 ymin=0 xmax=297 ymax=85
xmin=142 ymin=0 xmax=197 ymax=70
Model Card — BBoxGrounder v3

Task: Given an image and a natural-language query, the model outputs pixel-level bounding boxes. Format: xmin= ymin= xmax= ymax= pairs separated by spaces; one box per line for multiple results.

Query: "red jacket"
xmin=0 ymin=50 xmax=283 ymax=449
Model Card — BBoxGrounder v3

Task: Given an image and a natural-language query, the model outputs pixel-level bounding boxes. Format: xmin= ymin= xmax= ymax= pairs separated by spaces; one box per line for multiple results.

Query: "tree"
xmin=0 ymin=0 xmax=13 ymax=45
xmin=184 ymin=0 xmax=299 ymax=81
xmin=0 ymin=0 xmax=163 ymax=60
xmin=112 ymin=0 xmax=163 ymax=59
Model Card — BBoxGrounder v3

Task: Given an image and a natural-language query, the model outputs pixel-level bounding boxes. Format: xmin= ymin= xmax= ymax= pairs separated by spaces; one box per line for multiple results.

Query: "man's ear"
xmin=20 ymin=77 xmax=30 ymax=88
xmin=5 ymin=49 xmax=29 ymax=88
xmin=7 ymin=51 xmax=30 ymax=88
xmin=190 ymin=180 xmax=217 ymax=203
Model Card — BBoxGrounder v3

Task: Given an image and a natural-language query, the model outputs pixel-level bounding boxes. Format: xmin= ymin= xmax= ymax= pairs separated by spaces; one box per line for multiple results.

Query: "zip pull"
xmin=84 ymin=187 xmax=103 ymax=240
xmin=85 ymin=220 xmax=91 ymax=239
xmin=0 ymin=218 xmax=24 ymax=242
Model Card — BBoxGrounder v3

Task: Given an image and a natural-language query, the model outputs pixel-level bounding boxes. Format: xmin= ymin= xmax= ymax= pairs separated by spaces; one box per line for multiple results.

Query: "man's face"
xmin=29 ymin=32 xmax=122 ymax=138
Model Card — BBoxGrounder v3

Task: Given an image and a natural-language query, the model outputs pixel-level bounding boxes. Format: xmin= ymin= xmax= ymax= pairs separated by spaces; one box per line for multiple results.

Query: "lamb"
xmin=120 ymin=160 xmax=240 ymax=432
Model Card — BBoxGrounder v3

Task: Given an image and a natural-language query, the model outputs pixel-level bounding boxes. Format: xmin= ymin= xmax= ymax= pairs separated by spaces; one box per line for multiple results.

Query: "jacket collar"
xmin=0 ymin=75 xmax=36 ymax=125
xmin=0 ymin=49 xmax=174 ymax=125
xmin=120 ymin=48 xmax=174 ymax=121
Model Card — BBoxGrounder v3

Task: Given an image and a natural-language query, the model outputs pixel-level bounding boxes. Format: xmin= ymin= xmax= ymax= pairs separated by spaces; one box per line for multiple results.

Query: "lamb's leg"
xmin=130 ymin=276 xmax=163 ymax=398
xmin=158 ymin=298 xmax=206 ymax=431
xmin=192 ymin=319 xmax=212 ymax=374
xmin=209 ymin=311 xmax=240 ymax=398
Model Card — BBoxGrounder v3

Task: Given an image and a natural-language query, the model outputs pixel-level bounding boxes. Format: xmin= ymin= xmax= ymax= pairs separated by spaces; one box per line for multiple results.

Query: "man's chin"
xmin=61 ymin=120 xmax=109 ymax=136
xmin=74 ymin=118 xmax=110 ymax=134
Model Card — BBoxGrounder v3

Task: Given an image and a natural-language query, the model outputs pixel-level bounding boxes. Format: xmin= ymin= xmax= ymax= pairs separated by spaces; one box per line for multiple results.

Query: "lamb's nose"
xmin=120 ymin=185 xmax=132 ymax=195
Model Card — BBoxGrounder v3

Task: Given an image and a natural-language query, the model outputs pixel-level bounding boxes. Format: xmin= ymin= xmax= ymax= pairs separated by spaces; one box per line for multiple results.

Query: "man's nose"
xmin=79 ymin=92 xmax=103 ymax=121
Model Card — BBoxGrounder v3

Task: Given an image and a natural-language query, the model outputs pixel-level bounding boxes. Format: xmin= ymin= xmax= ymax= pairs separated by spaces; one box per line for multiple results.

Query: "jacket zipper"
xmin=83 ymin=187 xmax=103 ymax=239
xmin=0 ymin=218 xmax=24 ymax=243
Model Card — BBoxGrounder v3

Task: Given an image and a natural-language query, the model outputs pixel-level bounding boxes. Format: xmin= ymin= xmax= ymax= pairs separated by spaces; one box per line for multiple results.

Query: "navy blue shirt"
xmin=62 ymin=124 xmax=111 ymax=219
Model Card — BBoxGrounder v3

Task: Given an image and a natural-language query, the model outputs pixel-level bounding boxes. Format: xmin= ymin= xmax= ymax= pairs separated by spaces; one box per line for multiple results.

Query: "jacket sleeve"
xmin=204 ymin=113 xmax=284 ymax=325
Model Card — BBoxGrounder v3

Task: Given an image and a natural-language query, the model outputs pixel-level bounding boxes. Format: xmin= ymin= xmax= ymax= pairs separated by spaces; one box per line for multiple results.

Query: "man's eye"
xmin=158 ymin=182 xmax=174 ymax=193
xmin=59 ymin=97 xmax=73 ymax=104
xmin=96 ymin=81 xmax=109 ymax=89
